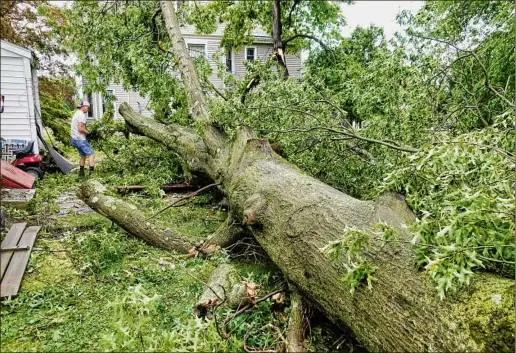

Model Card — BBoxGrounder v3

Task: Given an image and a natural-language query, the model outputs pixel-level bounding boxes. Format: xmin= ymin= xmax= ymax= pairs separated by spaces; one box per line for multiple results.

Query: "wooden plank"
xmin=0 ymin=226 xmax=40 ymax=298
xmin=0 ymin=222 xmax=27 ymax=280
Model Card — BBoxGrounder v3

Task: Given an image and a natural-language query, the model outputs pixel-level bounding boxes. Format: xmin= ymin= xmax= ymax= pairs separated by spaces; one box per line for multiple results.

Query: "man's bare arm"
xmin=79 ymin=122 xmax=89 ymax=135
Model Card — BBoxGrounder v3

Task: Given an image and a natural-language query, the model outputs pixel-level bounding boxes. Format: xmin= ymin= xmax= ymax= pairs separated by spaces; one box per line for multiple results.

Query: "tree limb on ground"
xmin=77 ymin=180 xmax=240 ymax=256
xmin=285 ymin=290 xmax=307 ymax=353
xmin=193 ymin=264 xmax=254 ymax=317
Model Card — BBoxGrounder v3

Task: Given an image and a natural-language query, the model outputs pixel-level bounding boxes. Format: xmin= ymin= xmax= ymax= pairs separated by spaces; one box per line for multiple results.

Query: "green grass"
xmin=0 ymin=170 xmax=285 ymax=352
xmin=0 ymin=147 xmax=355 ymax=352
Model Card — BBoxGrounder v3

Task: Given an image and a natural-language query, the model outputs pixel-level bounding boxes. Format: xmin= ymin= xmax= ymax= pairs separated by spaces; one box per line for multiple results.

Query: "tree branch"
xmin=259 ymin=125 xmax=419 ymax=153
xmin=411 ymin=33 xmax=514 ymax=108
xmin=160 ymin=0 xmax=225 ymax=155
xmin=240 ymin=74 xmax=261 ymax=104
xmin=150 ymin=8 xmax=171 ymax=55
xmin=283 ymin=33 xmax=329 ymax=51
xmin=286 ymin=0 xmax=302 ymax=28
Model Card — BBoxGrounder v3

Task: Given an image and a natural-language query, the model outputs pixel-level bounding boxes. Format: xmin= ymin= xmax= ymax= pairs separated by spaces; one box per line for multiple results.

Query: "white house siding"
xmin=0 ymin=41 xmax=40 ymax=160
xmin=85 ymin=9 xmax=302 ymax=120
xmin=89 ymin=83 xmax=152 ymax=120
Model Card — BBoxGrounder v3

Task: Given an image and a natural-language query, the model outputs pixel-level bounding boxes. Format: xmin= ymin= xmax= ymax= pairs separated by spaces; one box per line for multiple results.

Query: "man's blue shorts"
xmin=71 ymin=138 xmax=94 ymax=157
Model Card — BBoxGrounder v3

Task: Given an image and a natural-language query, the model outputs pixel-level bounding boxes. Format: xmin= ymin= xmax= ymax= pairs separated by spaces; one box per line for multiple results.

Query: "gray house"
xmin=84 ymin=3 xmax=302 ymax=120
xmin=0 ymin=40 xmax=42 ymax=161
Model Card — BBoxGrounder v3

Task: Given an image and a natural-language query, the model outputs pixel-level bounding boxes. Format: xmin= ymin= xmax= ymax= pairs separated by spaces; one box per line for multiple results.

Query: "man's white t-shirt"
xmin=71 ymin=110 xmax=87 ymax=141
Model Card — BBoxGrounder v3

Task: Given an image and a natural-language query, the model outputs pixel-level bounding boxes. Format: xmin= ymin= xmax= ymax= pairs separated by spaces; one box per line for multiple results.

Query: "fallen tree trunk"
xmin=78 ymin=180 xmax=195 ymax=253
xmin=119 ymin=102 xmax=514 ymax=353
xmin=78 ymin=180 xmax=242 ymax=256
xmin=113 ymin=4 xmax=515 ymax=352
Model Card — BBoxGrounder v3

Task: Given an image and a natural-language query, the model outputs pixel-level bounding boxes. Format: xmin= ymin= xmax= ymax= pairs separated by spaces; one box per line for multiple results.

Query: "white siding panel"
xmin=2 ymin=76 xmax=27 ymax=84
xmin=1 ymin=48 xmax=19 ymax=58
xmin=207 ymin=40 xmax=224 ymax=88
xmin=0 ymin=42 xmax=39 ymax=153
xmin=1 ymin=124 xmax=31 ymax=132
xmin=0 ymin=70 xmax=26 ymax=78
xmin=0 ymin=55 xmax=30 ymax=140
xmin=90 ymin=84 xmax=153 ymax=119
xmin=0 ymin=56 xmax=25 ymax=66
xmin=285 ymin=54 xmax=301 ymax=78
xmin=2 ymin=64 xmax=25 ymax=72
xmin=1 ymin=88 xmax=27 ymax=95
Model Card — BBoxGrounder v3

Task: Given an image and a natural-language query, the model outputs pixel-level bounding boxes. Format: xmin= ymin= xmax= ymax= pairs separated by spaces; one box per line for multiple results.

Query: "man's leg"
xmin=79 ymin=156 xmax=86 ymax=176
xmin=88 ymin=154 xmax=96 ymax=175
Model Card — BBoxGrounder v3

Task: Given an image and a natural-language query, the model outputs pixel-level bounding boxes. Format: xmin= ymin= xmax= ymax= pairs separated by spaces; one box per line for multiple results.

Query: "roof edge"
xmin=1 ymin=39 xmax=33 ymax=60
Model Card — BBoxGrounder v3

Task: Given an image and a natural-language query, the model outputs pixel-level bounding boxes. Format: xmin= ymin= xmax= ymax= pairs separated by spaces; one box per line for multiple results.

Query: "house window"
xmin=102 ymin=89 xmax=115 ymax=117
xmin=226 ymin=49 xmax=233 ymax=72
xmin=246 ymin=47 xmax=256 ymax=61
xmin=188 ymin=43 xmax=206 ymax=58
xmin=86 ymin=93 xmax=93 ymax=118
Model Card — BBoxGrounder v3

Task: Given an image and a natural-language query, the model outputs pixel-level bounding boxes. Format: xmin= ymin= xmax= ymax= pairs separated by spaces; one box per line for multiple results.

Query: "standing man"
xmin=71 ymin=101 xmax=95 ymax=177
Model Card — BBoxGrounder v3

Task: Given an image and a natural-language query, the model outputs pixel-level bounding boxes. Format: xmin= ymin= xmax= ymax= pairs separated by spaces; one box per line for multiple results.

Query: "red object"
xmin=11 ymin=154 xmax=42 ymax=167
xmin=1 ymin=161 xmax=35 ymax=189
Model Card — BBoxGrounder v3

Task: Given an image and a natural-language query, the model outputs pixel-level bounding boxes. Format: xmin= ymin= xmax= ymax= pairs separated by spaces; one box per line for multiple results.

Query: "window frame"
xmin=225 ymin=48 xmax=235 ymax=73
xmin=245 ymin=46 xmax=257 ymax=62
xmin=185 ymin=39 xmax=208 ymax=58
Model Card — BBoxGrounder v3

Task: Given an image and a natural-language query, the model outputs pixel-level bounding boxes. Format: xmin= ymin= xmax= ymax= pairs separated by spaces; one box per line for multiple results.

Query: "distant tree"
xmin=38 ymin=76 xmax=76 ymax=144
xmin=0 ymin=0 xmax=68 ymax=74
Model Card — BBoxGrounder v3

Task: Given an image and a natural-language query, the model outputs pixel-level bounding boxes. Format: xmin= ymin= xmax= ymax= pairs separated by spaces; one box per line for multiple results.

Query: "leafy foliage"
xmin=322 ymin=224 xmax=402 ymax=294
xmin=48 ymin=0 xmax=516 ymax=302
xmin=57 ymin=1 xmax=189 ymax=123
xmin=379 ymin=114 xmax=515 ymax=297
xmin=183 ymin=0 xmax=347 ymax=53
xmin=38 ymin=76 xmax=76 ymax=144
xmin=1 ymin=1 xmax=68 ymax=73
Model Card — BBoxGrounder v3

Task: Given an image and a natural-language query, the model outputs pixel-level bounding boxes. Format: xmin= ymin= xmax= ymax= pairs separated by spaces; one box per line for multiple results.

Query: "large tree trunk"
xmin=114 ymin=3 xmax=515 ymax=352
xmin=119 ymin=103 xmax=514 ymax=353
xmin=272 ymin=0 xmax=289 ymax=78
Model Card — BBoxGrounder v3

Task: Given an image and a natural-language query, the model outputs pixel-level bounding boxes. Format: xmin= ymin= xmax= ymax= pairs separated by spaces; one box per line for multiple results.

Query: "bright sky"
xmin=341 ymin=1 xmax=423 ymax=39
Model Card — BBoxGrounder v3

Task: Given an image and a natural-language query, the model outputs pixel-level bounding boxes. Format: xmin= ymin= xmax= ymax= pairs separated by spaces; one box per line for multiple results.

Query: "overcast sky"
xmin=341 ymin=1 xmax=423 ymax=39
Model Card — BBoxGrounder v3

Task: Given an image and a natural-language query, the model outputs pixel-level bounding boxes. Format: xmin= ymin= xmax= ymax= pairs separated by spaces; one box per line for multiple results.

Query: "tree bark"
xmin=119 ymin=103 xmax=514 ymax=352
xmin=115 ymin=5 xmax=515 ymax=352
xmin=272 ymin=0 xmax=289 ymax=78
xmin=77 ymin=180 xmax=195 ymax=253
xmin=285 ymin=290 xmax=306 ymax=353
xmin=193 ymin=264 xmax=249 ymax=317
xmin=78 ymin=180 xmax=242 ymax=256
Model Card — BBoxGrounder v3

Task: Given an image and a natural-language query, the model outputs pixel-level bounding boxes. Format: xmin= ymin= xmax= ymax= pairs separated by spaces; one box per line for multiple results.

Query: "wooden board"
xmin=0 ymin=222 xmax=27 ymax=280
xmin=0 ymin=226 xmax=40 ymax=298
